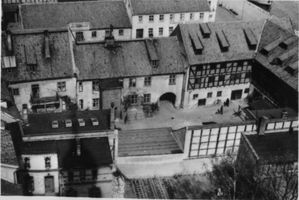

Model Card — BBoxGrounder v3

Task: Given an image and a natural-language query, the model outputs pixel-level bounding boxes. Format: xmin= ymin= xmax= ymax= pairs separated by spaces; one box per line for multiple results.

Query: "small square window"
xmin=170 ymin=14 xmax=174 ymax=21
xmin=79 ymin=81 xmax=83 ymax=92
xmin=209 ymin=14 xmax=213 ymax=18
xmin=169 ymin=74 xmax=176 ymax=85
xmin=138 ymin=16 xmax=143 ymax=22
xmin=193 ymin=94 xmax=198 ymax=99
xmin=244 ymin=88 xmax=250 ymax=93
xmin=130 ymin=94 xmax=138 ymax=105
xmin=217 ymin=91 xmax=222 ymax=97
xmin=76 ymin=32 xmax=84 ymax=41
xmin=119 ymin=29 xmax=124 ymax=36
xmin=92 ymin=98 xmax=99 ymax=108
xmin=207 ymin=92 xmax=212 ymax=98
xmin=200 ymin=13 xmax=204 ymax=19
xmin=159 ymin=14 xmax=164 ymax=21
xmin=45 ymin=157 xmax=51 ymax=168
xmin=129 ymin=78 xmax=136 ymax=87
xmin=144 ymin=76 xmax=151 ymax=86
xmin=12 ymin=88 xmax=19 ymax=96
xmin=149 ymin=15 xmax=154 ymax=22
xmin=91 ymin=31 xmax=97 ymax=38
xmin=148 ymin=28 xmax=153 ymax=38
xmin=159 ymin=27 xmax=163 ymax=36
xmin=105 ymin=30 xmax=110 ymax=37
xmin=144 ymin=93 xmax=151 ymax=103
xmin=57 ymin=81 xmax=66 ymax=92
xmin=190 ymin=13 xmax=194 ymax=20
xmin=92 ymin=81 xmax=99 ymax=92
xmin=180 ymin=13 xmax=184 ymax=20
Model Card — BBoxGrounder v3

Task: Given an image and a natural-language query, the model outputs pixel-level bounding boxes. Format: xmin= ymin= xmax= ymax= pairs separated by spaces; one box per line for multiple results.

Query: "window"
xmin=208 ymin=76 xmax=215 ymax=83
xmin=193 ymin=94 xmax=198 ymax=99
xmin=159 ymin=14 xmax=164 ymax=21
xmin=57 ymin=81 xmax=66 ymax=92
xmin=130 ymin=94 xmax=138 ymax=104
xmin=138 ymin=16 xmax=143 ymax=22
xmin=105 ymin=30 xmax=110 ymax=37
xmin=79 ymin=99 xmax=83 ymax=109
xmin=76 ymin=32 xmax=84 ymax=41
xmin=190 ymin=13 xmax=194 ymax=20
xmin=92 ymin=98 xmax=99 ymax=108
xmin=45 ymin=157 xmax=51 ymax=168
xmin=144 ymin=76 xmax=151 ymax=86
xmin=207 ymin=92 xmax=212 ymax=98
xmin=129 ymin=78 xmax=136 ymax=87
xmin=217 ymin=91 xmax=222 ymax=97
xmin=200 ymin=13 xmax=204 ymax=19
xmin=148 ymin=28 xmax=153 ymax=38
xmin=91 ymin=31 xmax=97 ymax=38
xmin=169 ymin=74 xmax=176 ymax=85
xmin=79 ymin=81 xmax=83 ymax=92
xmin=136 ymin=29 xmax=144 ymax=38
xmin=144 ymin=93 xmax=151 ymax=103
xmin=159 ymin=27 xmax=163 ymax=36
xmin=198 ymin=99 xmax=206 ymax=106
xmin=12 ymin=88 xmax=19 ymax=96
xmin=92 ymin=81 xmax=99 ymax=91
xmin=23 ymin=104 xmax=28 ymax=109
xmin=219 ymin=75 xmax=225 ymax=82
xmin=118 ymin=29 xmax=124 ymax=36
xmin=180 ymin=13 xmax=184 ymax=20
xmin=169 ymin=27 xmax=174 ymax=34
xmin=149 ymin=15 xmax=154 ymax=22
xmin=244 ymin=88 xmax=250 ymax=93
xmin=151 ymin=60 xmax=158 ymax=67
xmin=209 ymin=14 xmax=213 ymax=18
xmin=28 ymin=64 xmax=37 ymax=71
xmin=2 ymin=56 xmax=16 ymax=68
xmin=24 ymin=157 xmax=30 ymax=169
xmin=170 ymin=14 xmax=174 ymax=21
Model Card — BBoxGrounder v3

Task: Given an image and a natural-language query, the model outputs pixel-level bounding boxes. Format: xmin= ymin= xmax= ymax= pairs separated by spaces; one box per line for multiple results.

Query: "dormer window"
xmin=76 ymin=32 xmax=84 ymax=41
xmin=2 ymin=56 xmax=16 ymax=69
xmin=152 ymin=60 xmax=158 ymax=67
xmin=45 ymin=157 xmax=51 ymax=169
xmin=24 ymin=157 xmax=30 ymax=169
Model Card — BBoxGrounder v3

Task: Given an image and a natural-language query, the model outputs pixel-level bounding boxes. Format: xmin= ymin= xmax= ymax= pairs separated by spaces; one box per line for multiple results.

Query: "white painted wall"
xmin=28 ymin=171 xmax=59 ymax=195
xmin=1 ymin=164 xmax=18 ymax=183
xmin=77 ymin=28 xmax=132 ymax=42
xmin=77 ymin=81 xmax=100 ymax=111
xmin=21 ymin=154 xmax=58 ymax=170
xmin=185 ymin=83 xmax=250 ymax=108
xmin=122 ymin=74 xmax=184 ymax=107
xmin=131 ymin=12 xmax=213 ymax=38
xmin=10 ymin=78 xmax=76 ymax=112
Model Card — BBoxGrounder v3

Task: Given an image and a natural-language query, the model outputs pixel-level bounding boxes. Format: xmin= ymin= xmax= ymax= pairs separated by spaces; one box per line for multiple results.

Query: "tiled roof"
xmin=174 ymin=20 xmax=265 ymax=65
xmin=270 ymin=1 xmax=299 ymax=31
xmin=2 ymin=31 xmax=74 ymax=83
xmin=255 ymin=20 xmax=298 ymax=91
xmin=20 ymin=1 xmax=131 ymax=29
xmin=130 ymin=0 xmax=210 ymax=15
xmin=23 ymin=110 xmax=111 ymax=136
xmin=246 ymin=131 xmax=298 ymax=164
xmin=22 ymin=137 xmax=112 ymax=168
xmin=74 ymin=37 xmax=187 ymax=80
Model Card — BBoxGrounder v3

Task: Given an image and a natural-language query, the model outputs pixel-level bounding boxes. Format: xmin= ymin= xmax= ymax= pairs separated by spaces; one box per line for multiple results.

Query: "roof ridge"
xmin=21 ymin=0 xmax=123 ymax=7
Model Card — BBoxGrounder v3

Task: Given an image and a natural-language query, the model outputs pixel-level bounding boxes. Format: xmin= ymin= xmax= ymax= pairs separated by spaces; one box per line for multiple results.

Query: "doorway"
xmin=136 ymin=29 xmax=144 ymax=38
xmin=44 ymin=175 xmax=55 ymax=194
xmin=160 ymin=92 xmax=176 ymax=105
xmin=231 ymin=89 xmax=243 ymax=100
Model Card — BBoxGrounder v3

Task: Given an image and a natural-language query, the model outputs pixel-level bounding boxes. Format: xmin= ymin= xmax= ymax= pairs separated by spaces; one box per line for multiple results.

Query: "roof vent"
xmin=189 ymin=32 xmax=204 ymax=55
xmin=44 ymin=30 xmax=51 ymax=59
xmin=260 ymin=37 xmax=281 ymax=56
xmin=91 ymin=118 xmax=99 ymax=126
xmin=199 ymin=23 xmax=211 ymax=38
xmin=52 ymin=120 xmax=59 ymax=128
xmin=65 ymin=119 xmax=72 ymax=128
xmin=279 ymin=36 xmax=297 ymax=49
xmin=243 ymin=28 xmax=257 ymax=50
xmin=145 ymin=39 xmax=159 ymax=67
xmin=284 ymin=60 xmax=298 ymax=75
xmin=78 ymin=118 xmax=85 ymax=127
xmin=216 ymin=30 xmax=229 ymax=52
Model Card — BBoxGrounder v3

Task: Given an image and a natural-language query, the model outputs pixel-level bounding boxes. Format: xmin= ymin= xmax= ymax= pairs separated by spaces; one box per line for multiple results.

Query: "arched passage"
xmin=159 ymin=92 xmax=176 ymax=105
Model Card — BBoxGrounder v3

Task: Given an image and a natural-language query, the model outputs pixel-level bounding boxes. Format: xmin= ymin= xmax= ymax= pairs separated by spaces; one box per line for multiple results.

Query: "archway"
xmin=159 ymin=92 xmax=176 ymax=105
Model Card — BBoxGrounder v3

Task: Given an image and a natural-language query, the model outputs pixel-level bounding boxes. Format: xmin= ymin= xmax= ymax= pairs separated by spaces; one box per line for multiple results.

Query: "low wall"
xmin=1 ymin=163 xmax=18 ymax=183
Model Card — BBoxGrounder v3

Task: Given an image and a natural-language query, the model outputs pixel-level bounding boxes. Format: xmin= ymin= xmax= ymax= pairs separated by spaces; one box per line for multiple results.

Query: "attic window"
xmin=279 ymin=36 xmax=297 ymax=49
xmin=284 ymin=61 xmax=298 ymax=75
xmin=91 ymin=118 xmax=99 ymax=126
xmin=243 ymin=28 xmax=257 ymax=50
xmin=52 ymin=120 xmax=59 ymax=128
xmin=78 ymin=118 xmax=85 ymax=127
xmin=65 ymin=119 xmax=72 ymax=127
xmin=216 ymin=30 xmax=230 ymax=52
xmin=145 ymin=39 xmax=159 ymax=67
xmin=260 ymin=37 xmax=281 ymax=56
xmin=189 ymin=32 xmax=203 ymax=55
xmin=200 ymin=23 xmax=211 ymax=38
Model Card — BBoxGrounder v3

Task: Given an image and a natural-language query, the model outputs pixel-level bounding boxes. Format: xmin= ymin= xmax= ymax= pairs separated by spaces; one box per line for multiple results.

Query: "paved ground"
xmin=117 ymin=100 xmax=248 ymax=131
xmin=118 ymin=128 xmax=182 ymax=157
xmin=215 ymin=5 xmax=241 ymax=22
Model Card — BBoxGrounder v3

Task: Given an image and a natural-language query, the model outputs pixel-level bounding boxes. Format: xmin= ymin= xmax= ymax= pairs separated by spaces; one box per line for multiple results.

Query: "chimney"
xmin=105 ymin=24 xmax=116 ymax=49
xmin=76 ymin=138 xmax=81 ymax=156
xmin=44 ymin=30 xmax=51 ymax=58
xmin=257 ymin=116 xmax=269 ymax=135
xmin=110 ymin=102 xmax=115 ymax=130
xmin=6 ymin=31 xmax=12 ymax=52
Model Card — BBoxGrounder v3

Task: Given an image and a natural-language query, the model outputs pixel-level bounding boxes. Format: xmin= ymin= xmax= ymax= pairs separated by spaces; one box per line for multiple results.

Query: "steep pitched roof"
xmin=174 ymin=20 xmax=265 ymax=65
xmin=130 ymin=0 xmax=210 ymax=15
xmin=246 ymin=131 xmax=298 ymax=164
xmin=2 ymin=31 xmax=74 ymax=83
xmin=73 ymin=37 xmax=187 ymax=80
xmin=255 ymin=20 xmax=298 ymax=91
xmin=20 ymin=1 xmax=131 ymax=30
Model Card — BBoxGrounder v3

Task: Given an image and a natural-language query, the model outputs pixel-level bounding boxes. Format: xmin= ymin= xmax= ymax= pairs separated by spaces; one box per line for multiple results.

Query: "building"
xmin=8 ymin=109 xmax=117 ymax=196
xmin=171 ymin=20 xmax=264 ymax=108
xmin=13 ymin=1 xmax=132 ymax=42
xmin=252 ymin=20 xmax=298 ymax=111
xmin=125 ymin=0 xmax=217 ymax=39
xmin=73 ymin=35 xmax=187 ymax=118
xmin=1 ymin=30 xmax=76 ymax=115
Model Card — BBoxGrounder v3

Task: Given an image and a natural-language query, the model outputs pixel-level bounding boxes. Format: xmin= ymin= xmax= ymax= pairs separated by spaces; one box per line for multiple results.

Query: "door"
xmin=231 ymin=90 xmax=243 ymax=100
xmin=44 ymin=176 xmax=55 ymax=194
xmin=136 ymin=29 xmax=144 ymax=38
xmin=31 ymin=84 xmax=40 ymax=98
